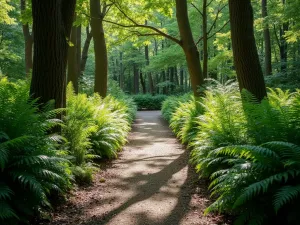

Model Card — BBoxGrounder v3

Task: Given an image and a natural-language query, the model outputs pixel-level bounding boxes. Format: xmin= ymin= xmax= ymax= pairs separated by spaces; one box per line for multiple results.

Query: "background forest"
xmin=1 ymin=0 xmax=300 ymax=225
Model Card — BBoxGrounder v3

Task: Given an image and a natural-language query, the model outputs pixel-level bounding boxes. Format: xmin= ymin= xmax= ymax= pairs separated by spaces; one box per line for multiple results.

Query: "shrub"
xmin=164 ymin=80 xmax=300 ymax=224
xmin=161 ymin=93 xmax=192 ymax=122
xmin=206 ymin=142 xmax=300 ymax=225
xmin=0 ymin=78 xmax=70 ymax=225
xmin=170 ymin=99 xmax=203 ymax=144
xmin=132 ymin=94 xmax=167 ymax=110
xmin=63 ymin=85 xmax=99 ymax=184
xmin=90 ymin=95 xmax=132 ymax=159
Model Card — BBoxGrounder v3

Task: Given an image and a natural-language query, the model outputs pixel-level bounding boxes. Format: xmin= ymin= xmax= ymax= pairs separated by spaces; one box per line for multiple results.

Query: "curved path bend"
xmin=46 ymin=111 xmax=227 ymax=225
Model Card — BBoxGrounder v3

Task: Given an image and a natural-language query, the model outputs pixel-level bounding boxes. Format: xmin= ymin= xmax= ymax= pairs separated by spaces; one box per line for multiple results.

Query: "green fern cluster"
xmin=170 ymin=98 xmax=203 ymax=144
xmin=161 ymin=93 xmax=192 ymax=122
xmin=0 ymin=78 xmax=71 ymax=225
xmin=206 ymin=142 xmax=300 ymax=225
xmin=163 ymin=80 xmax=300 ymax=224
xmin=64 ymin=83 xmax=136 ymax=182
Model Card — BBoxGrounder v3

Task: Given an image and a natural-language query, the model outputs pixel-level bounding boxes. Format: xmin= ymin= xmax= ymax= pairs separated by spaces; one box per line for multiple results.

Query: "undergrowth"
xmin=162 ymin=80 xmax=300 ymax=225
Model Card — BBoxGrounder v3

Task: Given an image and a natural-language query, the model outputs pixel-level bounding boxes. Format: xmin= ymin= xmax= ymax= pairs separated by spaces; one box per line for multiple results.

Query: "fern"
xmin=0 ymin=78 xmax=71 ymax=225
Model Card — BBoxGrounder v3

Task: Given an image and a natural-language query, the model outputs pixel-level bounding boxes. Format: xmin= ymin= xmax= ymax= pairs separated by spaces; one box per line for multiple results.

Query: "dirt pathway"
xmin=46 ymin=111 xmax=227 ymax=225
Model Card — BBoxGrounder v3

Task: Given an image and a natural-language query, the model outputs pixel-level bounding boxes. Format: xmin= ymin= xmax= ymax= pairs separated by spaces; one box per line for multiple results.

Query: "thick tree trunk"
xmin=176 ymin=0 xmax=204 ymax=97
xmin=21 ymin=0 xmax=33 ymax=76
xmin=80 ymin=26 xmax=92 ymax=75
xmin=90 ymin=0 xmax=108 ymax=97
xmin=229 ymin=0 xmax=267 ymax=101
xmin=262 ymin=0 xmax=272 ymax=75
xmin=30 ymin=0 xmax=76 ymax=109
xmin=279 ymin=0 xmax=288 ymax=72
xmin=67 ymin=25 xmax=78 ymax=93
xmin=202 ymin=0 xmax=208 ymax=79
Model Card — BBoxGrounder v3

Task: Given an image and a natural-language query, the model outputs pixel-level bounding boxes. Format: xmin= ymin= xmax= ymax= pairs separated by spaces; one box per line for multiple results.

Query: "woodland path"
xmin=45 ymin=111 xmax=227 ymax=225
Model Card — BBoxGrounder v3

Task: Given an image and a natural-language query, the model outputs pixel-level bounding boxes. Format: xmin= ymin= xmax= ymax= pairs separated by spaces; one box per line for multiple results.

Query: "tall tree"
xmin=262 ymin=0 xmax=272 ymax=75
xmin=80 ymin=25 xmax=93 ymax=75
xmin=90 ymin=0 xmax=112 ymax=97
xmin=30 ymin=0 xmax=76 ymax=108
xmin=175 ymin=0 xmax=204 ymax=97
xmin=67 ymin=23 xmax=79 ymax=93
xmin=229 ymin=0 xmax=267 ymax=101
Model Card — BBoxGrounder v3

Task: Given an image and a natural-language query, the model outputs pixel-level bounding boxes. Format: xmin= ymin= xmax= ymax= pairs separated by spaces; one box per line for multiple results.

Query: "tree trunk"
xmin=202 ymin=0 xmax=208 ymax=79
xmin=21 ymin=0 xmax=33 ymax=76
xmin=180 ymin=67 xmax=184 ymax=87
xmin=139 ymin=70 xmax=146 ymax=94
xmin=176 ymin=0 xmax=204 ymax=97
xmin=90 ymin=0 xmax=108 ymax=97
xmin=67 ymin=25 xmax=78 ymax=93
xmin=279 ymin=0 xmax=288 ymax=72
xmin=76 ymin=25 xmax=81 ymax=78
xmin=80 ymin=25 xmax=93 ymax=75
xmin=133 ymin=63 xmax=140 ymax=94
xmin=262 ymin=0 xmax=272 ymax=75
xmin=229 ymin=0 xmax=267 ymax=101
xmin=30 ymin=0 xmax=76 ymax=109
xmin=144 ymin=21 xmax=154 ymax=95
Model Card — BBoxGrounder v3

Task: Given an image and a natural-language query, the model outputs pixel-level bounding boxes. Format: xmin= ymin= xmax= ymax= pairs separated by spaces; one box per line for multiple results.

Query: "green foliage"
xmin=164 ymin=81 xmax=300 ymax=224
xmin=0 ymin=78 xmax=70 ymax=225
xmin=64 ymin=83 xmax=136 ymax=182
xmin=170 ymin=99 xmax=203 ymax=144
xmin=64 ymin=84 xmax=98 ymax=184
xmin=132 ymin=94 xmax=167 ymax=110
xmin=161 ymin=93 xmax=192 ymax=122
xmin=206 ymin=142 xmax=300 ymax=225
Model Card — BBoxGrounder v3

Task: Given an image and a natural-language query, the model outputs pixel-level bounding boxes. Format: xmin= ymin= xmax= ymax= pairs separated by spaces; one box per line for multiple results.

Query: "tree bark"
xmin=76 ymin=25 xmax=81 ymax=78
xmin=67 ymin=25 xmax=78 ymax=93
xmin=262 ymin=0 xmax=272 ymax=75
xmin=176 ymin=0 xmax=204 ymax=97
xmin=90 ymin=0 xmax=108 ymax=97
xmin=80 ymin=25 xmax=93 ymax=75
xmin=229 ymin=0 xmax=267 ymax=101
xmin=133 ymin=63 xmax=139 ymax=94
xmin=30 ymin=0 xmax=76 ymax=109
xmin=21 ymin=0 xmax=33 ymax=76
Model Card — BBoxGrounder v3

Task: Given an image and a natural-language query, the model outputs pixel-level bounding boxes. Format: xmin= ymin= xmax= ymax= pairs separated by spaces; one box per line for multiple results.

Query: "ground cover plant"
xmin=162 ymin=80 xmax=300 ymax=225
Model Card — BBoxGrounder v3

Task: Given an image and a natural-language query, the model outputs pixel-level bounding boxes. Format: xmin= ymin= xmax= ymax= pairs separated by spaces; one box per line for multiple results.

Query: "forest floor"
xmin=42 ymin=111 xmax=229 ymax=225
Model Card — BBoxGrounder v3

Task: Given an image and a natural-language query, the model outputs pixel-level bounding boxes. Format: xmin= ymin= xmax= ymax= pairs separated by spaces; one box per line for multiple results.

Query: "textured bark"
xmin=30 ymin=0 xmax=76 ymax=109
xmin=262 ymin=0 xmax=272 ymax=75
xmin=229 ymin=0 xmax=267 ymax=101
xmin=176 ymin=0 xmax=204 ymax=97
xmin=80 ymin=25 xmax=93 ymax=75
xmin=67 ymin=25 xmax=78 ymax=93
xmin=21 ymin=0 xmax=33 ymax=76
xmin=90 ymin=0 xmax=108 ymax=97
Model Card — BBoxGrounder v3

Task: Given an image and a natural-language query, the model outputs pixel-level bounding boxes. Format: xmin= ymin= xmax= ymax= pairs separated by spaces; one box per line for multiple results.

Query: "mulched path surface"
xmin=41 ymin=111 xmax=230 ymax=225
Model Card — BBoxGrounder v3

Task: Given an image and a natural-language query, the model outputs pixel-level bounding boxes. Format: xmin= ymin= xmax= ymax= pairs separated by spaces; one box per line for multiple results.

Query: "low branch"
xmin=207 ymin=4 xmax=228 ymax=35
xmin=207 ymin=20 xmax=230 ymax=39
xmin=190 ymin=2 xmax=203 ymax=17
